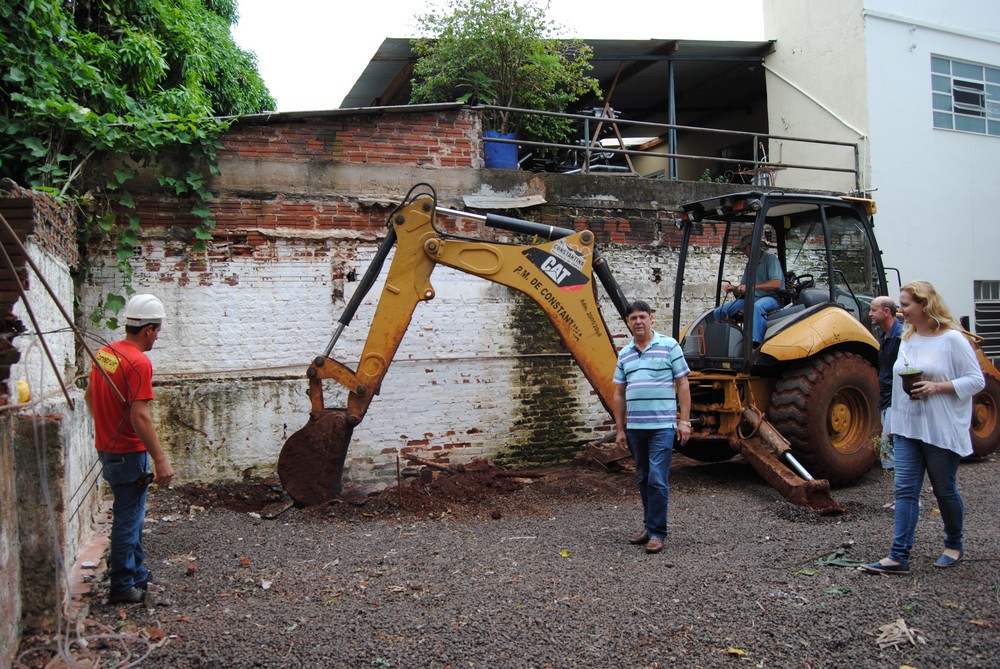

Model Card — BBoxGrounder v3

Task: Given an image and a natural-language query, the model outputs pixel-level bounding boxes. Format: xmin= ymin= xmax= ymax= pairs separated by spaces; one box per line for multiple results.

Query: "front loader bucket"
xmin=278 ymin=409 xmax=355 ymax=506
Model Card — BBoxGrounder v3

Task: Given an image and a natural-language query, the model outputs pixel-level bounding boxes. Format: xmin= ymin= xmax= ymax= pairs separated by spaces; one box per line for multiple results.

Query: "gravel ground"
xmin=27 ymin=454 xmax=1000 ymax=668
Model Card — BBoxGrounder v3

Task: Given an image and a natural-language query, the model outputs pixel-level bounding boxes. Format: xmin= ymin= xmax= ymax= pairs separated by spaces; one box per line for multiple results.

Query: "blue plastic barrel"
xmin=483 ymin=131 xmax=518 ymax=169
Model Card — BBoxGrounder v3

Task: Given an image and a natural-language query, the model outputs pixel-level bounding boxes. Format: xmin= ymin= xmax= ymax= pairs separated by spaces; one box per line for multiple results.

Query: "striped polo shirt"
xmin=613 ymin=331 xmax=690 ymax=430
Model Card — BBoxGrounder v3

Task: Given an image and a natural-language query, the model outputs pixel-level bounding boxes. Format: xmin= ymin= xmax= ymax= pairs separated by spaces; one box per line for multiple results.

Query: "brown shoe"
xmin=645 ymin=536 xmax=665 ymax=553
xmin=628 ymin=530 xmax=650 ymax=545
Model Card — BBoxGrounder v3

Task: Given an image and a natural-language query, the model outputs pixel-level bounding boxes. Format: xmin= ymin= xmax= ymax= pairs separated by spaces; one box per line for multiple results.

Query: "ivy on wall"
xmin=0 ymin=0 xmax=276 ymax=326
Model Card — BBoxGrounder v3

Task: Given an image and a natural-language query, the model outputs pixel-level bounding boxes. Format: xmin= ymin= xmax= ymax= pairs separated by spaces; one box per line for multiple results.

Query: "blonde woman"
xmin=863 ymin=281 xmax=984 ymax=575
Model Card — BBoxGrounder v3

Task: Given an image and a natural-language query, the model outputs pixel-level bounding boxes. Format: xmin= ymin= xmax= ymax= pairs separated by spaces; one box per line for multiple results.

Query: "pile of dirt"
xmin=170 ymin=458 xmax=573 ymax=521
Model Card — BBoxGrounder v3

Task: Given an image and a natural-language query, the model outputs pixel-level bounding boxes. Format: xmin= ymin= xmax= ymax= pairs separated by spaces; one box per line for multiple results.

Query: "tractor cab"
xmin=672 ymin=192 xmax=888 ymax=372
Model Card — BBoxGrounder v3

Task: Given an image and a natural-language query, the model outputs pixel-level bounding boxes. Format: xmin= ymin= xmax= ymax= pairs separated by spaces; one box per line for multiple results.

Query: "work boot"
xmin=107 ymin=586 xmax=146 ymax=605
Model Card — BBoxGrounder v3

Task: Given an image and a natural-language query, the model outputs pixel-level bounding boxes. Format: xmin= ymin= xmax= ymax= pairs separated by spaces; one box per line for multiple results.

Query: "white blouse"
xmin=889 ymin=329 xmax=985 ymax=456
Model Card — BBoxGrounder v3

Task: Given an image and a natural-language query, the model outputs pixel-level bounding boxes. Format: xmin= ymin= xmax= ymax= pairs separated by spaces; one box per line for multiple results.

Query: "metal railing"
xmin=476 ymin=105 xmax=862 ymax=193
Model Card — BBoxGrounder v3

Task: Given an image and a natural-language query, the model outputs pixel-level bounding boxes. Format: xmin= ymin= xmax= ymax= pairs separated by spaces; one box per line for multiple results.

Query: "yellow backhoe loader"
xmin=670 ymin=191 xmax=1000 ymax=498
xmin=278 ymin=185 xmax=1000 ymax=513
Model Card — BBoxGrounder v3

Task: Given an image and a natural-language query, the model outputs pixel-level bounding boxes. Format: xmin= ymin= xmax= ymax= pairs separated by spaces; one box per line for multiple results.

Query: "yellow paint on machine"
xmin=760 ymin=308 xmax=878 ymax=361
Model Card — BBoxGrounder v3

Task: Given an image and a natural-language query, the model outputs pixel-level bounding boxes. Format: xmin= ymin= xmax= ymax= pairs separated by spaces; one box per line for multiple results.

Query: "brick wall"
xmin=0 ymin=414 xmax=19 ymax=668
xmin=222 ymin=109 xmax=479 ymax=168
xmin=0 ymin=182 xmax=96 ymax=661
xmin=0 ymin=181 xmax=80 ymax=404
xmin=79 ymin=106 xmax=741 ymax=491
xmin=0 ymin=191 xmax=32 ymax=399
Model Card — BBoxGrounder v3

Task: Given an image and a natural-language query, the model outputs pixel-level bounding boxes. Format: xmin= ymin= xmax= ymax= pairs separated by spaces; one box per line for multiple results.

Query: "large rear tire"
xmin=970 ymin=375 xmax=1000 ymax=458
xmin=768 ymin=351 xmax=879 ymax=484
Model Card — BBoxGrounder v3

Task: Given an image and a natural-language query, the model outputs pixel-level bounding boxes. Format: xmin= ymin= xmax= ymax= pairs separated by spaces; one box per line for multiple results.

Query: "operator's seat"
xmin=682 ymin=317 xmax=743 ymax=367
xmin=724 ymin=289 xmax=791 ymax=325
xmin=798 ymin=288 xmax=828 ymax=308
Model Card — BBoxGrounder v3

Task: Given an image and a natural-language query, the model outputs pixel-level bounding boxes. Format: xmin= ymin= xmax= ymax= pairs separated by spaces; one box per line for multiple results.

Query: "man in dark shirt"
xmin=869 ymin=296 xmax=902 ymax=469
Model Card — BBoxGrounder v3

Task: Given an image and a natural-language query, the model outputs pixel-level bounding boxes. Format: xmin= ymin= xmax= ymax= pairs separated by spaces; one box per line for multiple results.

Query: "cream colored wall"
xmin=763 ymin=0 xmax=1000 ymax=326
xmin=632 ymin=100 xmax=770 ymax=182
xmin=862 ymin=0 xmax=1000 ymax=324
xmin=763 ymin=0 xmax=869 ymax=192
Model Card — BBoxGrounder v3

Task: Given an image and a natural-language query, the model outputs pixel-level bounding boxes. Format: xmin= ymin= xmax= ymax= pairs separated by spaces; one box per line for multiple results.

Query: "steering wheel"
xmin=782 ymin=271 xmax=815 ymax=303
xmin=793 ymin=274 xmax=815 ymax=292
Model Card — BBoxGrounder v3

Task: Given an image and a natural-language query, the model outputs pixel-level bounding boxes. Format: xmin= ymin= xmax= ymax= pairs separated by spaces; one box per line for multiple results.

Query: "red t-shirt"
xmin=89 ymin=340 xmax=154 ymax=454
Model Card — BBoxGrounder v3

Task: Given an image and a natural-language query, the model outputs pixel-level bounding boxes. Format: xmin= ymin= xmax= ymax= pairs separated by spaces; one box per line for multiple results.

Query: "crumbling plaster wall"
xmin=78 ymin=106 xmax=743 ymax=492
xmin=0 ymin=185 xmax=97 ymax=664
xmin=0 ymin=413 xmax=20 ymax=668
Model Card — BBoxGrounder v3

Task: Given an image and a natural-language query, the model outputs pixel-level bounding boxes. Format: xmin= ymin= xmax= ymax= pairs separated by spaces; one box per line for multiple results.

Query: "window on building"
xmin=931 ymin=56 xmax=1000 ymax=136
xmin=974 ymin=280 xmax=1000 ymax=366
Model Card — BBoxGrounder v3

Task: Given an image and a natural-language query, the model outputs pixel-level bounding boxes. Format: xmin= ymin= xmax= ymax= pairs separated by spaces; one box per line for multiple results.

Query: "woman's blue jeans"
xmin=627 ymin=428 xmax=675 ymax=539
xmin=889 ymin=435 xmax=963 ymax=564
xmin=99 ymin=450 xmax=151 ymax=593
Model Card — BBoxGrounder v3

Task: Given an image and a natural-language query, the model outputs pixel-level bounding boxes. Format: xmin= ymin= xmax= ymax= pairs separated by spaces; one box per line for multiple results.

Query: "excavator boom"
xmin=279 ymin=185 xmax=624 ymax=504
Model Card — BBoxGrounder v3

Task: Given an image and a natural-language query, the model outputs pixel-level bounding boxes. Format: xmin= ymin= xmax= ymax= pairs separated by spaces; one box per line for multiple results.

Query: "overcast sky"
xmin=231 ymin=0 xmax=765 ymax=113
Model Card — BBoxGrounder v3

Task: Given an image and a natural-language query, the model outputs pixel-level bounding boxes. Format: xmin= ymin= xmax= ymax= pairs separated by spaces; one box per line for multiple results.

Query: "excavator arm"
xmin=279 ymin=185 xmax=626 ymax=505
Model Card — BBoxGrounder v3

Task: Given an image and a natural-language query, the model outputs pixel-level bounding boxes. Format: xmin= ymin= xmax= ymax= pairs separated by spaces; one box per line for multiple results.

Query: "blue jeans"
xmin=99 ymin=451 xmax=151 ymax=593
xmin=713 ymin=295 xmax=780 ymax=343
xmin=879 ymin=408 xmax=894 ymax=470
xmin=627 ymin=428 xmax=675 ymax=539
xmin=889 ymin=435 xmax=964 ymax=564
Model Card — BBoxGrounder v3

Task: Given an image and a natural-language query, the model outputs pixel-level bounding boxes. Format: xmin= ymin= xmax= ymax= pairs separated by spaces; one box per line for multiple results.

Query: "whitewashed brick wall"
xmin=9 ymin=245 xmax=77 ymax=402
xmin=8 ymin=242 xmax=97 ymax=558
xmin=6 ymin=241 xmax=99 ymax=629
xmin=78 ymin=232 xmax=723 ymax=490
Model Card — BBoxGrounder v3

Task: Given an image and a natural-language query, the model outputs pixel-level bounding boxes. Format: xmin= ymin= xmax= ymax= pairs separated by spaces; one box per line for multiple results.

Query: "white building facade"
xmin=764 ymin=0 xmax=1000 ymax=359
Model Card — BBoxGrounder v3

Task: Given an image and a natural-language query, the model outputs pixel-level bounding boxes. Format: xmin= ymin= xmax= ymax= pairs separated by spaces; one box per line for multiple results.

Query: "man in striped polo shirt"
xmin=613 ymin=300 xmax=692 ymax=554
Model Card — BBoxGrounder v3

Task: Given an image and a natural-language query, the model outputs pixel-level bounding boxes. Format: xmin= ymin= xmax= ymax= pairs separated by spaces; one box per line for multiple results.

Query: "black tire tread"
xmin=970 ymin=374 xmax=1000 ymax=458
xmin=768 ymin=351 xmax=879 ymax=484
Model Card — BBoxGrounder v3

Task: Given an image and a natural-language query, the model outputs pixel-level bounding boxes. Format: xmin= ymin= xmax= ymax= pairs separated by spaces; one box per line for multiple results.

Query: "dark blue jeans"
xmin=99 ymin=450 xmax=151 ymax=593
xmin=889 ymin=435 xmax=964 ymax=564
xmin=627 ymin=428 xmax=675 ymax=539
xmin=713 ymin=295 xmax=780 ymax=343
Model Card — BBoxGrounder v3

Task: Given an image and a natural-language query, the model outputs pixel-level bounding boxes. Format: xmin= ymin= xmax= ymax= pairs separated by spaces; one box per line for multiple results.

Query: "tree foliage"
xmin=409 ymin=0 xmax=600 ymax=144
xmin=0 ymin=0 xmax=276 ymax=324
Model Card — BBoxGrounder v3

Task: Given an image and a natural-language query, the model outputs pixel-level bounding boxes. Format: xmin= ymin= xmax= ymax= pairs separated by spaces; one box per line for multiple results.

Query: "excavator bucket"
xmin=735 ymin=435 xmax=845 ymax=515
xmin=278 ymin=409 xmax=355 ymax=506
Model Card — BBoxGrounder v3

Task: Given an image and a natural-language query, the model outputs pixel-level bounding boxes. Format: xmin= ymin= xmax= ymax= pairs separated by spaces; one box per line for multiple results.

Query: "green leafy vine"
xmin=0 ymin=0 xmax=274 ymax=326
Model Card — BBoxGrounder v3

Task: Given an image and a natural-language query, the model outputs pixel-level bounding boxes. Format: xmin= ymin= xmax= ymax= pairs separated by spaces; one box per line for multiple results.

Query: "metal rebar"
xmin=0 ymin=231 xmax=74 ymax=409
xmin=0 ymin=211 xmax=125 ymax=404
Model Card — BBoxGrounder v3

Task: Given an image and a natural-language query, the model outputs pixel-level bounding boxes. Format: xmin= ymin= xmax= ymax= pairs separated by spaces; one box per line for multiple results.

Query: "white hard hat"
xmin=123 ymin=294 xmax=165 ymax=327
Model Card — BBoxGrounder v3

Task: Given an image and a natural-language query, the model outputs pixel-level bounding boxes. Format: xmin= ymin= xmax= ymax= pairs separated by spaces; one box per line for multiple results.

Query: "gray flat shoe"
xmin=933 ymin=552 xmax=962 ymax=568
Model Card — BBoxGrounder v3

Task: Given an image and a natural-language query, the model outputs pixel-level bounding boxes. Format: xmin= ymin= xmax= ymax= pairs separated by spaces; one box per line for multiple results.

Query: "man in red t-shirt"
xmin=85 ymin=294 xmax=173 ymax=604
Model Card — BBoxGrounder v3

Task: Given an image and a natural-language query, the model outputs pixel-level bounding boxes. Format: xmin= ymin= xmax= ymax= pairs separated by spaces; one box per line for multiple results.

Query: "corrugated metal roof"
xmin=340 ymin=37 xmax=774 ymax=130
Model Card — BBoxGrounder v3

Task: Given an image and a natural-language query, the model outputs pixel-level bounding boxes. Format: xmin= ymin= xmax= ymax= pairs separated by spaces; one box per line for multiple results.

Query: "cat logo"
xmin=521 ymin=247 xmax=588 ymax=290
xmin=540 ymin=256 xmax=570 ymax=284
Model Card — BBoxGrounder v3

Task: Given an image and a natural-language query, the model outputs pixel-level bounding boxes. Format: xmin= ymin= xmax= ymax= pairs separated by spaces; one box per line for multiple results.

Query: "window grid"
xmin=975 ymin=280 xmax=1000 ymax=301
xmin=931 ymin=55 xmax=1000 ymax=137
xmin=974 ymin=281 xmax=1000 ymax=366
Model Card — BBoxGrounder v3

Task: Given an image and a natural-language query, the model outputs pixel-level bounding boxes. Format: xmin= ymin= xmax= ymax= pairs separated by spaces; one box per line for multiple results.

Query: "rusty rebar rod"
xmin=0 ymin=231 xmax=74 ymax=408
xmin=0 ymin=210 xmax=125 ymax=404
